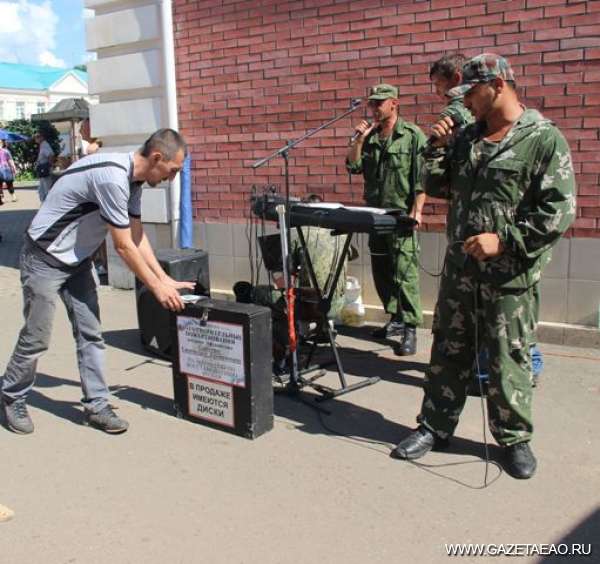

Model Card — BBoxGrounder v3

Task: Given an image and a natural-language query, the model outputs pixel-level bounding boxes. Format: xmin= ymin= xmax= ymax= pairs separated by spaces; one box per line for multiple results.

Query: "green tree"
xmin=4 ymin=119 xmax=61 ymax=176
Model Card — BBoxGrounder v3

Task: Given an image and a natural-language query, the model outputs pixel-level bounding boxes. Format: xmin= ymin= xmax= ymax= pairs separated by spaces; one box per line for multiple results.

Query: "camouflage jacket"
xmin=346 ymin=118 xmax=426 ymax=210
xmin=422 ymin=108 xmax=576 ymax=289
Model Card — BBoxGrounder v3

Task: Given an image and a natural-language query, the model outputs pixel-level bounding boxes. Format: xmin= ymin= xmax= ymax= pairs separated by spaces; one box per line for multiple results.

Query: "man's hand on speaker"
xmin=154 ymin=282 xmax=185 ymax=312
xmin=161 ymin=274 xmax=196 ymax=292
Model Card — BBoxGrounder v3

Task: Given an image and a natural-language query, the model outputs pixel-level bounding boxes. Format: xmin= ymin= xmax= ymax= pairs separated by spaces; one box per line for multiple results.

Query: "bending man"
xmin=1 ymin=129 xmax=193 ymax=435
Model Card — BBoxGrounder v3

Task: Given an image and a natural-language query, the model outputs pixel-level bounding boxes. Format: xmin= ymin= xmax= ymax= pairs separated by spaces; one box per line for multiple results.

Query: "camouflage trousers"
xmin=419 ymin=261 xmax=535 ymax=446
xmin=369 ymin=233 xmax=422 ymax=326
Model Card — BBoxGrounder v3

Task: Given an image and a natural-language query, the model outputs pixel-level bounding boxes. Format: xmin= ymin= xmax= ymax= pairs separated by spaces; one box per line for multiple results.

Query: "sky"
xmin=0 ymin=0 xmax=91 ymax=69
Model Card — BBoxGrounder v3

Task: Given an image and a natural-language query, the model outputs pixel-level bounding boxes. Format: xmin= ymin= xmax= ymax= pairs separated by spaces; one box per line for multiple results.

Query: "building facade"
xmin=0 ymin=62 xmax=90 ymax=123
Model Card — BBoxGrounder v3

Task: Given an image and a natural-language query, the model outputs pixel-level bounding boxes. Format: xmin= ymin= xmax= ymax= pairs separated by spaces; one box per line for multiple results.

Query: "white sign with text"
xmin=187 ymin=375 xmax=234 ymax=428
xmin=177 ymin=316 xmax=245 ymax=387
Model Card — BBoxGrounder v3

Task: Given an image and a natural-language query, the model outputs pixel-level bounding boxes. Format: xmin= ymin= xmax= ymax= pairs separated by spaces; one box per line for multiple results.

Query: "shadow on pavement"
xmin=13 ymin=372 xmax=503 ymax=488
xmin=28 ymin=371 xmax=425 ymax=453
xmin=275 ymin=390 xmax=408 ymax=445
xmin=539 ymin=508 xmax=600 ymax=562
xmin=336 ymin=323 xmax=404 ymax=345
xmin=103 ymin=328 xmax=149 ymax=357
xmin=335 ymin=325 xmax=393 ymax=346
xmin=112 ymin=385 xmax=175 ymax=417
xmin=35 ymin=372 xmax=80 ymax=389
xmin=274 ymin=390 xmax=491 ymax=461
xmin=27 ymin=390 xmax=84 ymax=425
xmin=15 ymin=373 xmax=166 ymax=426
xmin=328 ymin=344 xmax=427 ymax=388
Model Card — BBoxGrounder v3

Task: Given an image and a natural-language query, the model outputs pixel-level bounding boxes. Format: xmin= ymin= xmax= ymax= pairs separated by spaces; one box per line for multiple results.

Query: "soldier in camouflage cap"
xmin=430 ymin=54 xmax=544 ymax=392
xmin=392 ymin=54 xmax=576 ymax=479
xmin=448 ymin=53 xmax=516 ymax=98
xmin=367 ymin=83 xmax=399 ymax=100
xmin=346 ymin=83 xmax=427 ymax=355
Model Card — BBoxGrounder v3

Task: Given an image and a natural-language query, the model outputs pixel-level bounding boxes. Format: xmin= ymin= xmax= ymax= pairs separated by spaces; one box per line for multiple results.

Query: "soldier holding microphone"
xmin=346 ymin=84 xmax=426 ymax=355
xmin=392 ymin=54 xmax=576 ymax=479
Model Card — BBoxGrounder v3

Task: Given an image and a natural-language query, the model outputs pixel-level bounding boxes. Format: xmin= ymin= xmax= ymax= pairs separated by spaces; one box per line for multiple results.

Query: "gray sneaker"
xmin=2 ymin=399 xmax=34 ymax=434
xmin=84 ymin=405 xmax=129 ymax=434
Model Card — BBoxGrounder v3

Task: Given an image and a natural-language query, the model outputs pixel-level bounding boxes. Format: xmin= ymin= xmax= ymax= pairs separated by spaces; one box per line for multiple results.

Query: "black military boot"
xmin=395 ymin=325 xmax=417 ymax=356
xmin=503 ymin=442 xmax=537 ymax=479
xmin=390 ymin=426 xmax=449 ymax=460
xmin=371 ymin=315 xmax=404 ymax=339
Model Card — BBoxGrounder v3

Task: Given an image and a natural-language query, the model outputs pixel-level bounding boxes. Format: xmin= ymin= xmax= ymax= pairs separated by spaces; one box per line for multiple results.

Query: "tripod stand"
xmin=251 ymin=99 xmax=368 ymax=407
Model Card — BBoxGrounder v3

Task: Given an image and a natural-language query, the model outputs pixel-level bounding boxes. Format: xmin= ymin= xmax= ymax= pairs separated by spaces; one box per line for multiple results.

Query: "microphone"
xmin=426 ymin=110 xmax=465 ymax=146
xmin=350 ymin=120 xmax=372 ymax=143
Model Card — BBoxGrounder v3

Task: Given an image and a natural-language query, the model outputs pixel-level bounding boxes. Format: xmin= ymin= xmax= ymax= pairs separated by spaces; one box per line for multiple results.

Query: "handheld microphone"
xmin=426 ymin=110 xmax=465 ymax=146
xmin=350 ymin=120 xmax=372 ymax=143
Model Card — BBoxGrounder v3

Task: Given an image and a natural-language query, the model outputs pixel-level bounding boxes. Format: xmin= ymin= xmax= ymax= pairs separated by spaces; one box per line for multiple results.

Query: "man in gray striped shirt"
xmin=1 ymin=128 xmax=192 ymax=435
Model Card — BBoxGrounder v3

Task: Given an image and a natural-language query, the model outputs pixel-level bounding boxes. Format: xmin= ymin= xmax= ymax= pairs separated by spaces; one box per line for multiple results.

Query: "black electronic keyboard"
xmin=252 ymin=196 xmax=416 ymax=235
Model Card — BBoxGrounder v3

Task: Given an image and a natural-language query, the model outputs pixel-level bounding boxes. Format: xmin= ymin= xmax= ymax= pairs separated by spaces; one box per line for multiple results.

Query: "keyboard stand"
xmin=294 ymin=227 xmax=380 ymax=400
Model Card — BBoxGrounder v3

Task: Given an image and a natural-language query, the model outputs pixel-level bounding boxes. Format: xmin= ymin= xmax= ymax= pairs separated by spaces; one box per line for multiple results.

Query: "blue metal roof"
xmin=0 ymin=62 xmax=88 ymax=91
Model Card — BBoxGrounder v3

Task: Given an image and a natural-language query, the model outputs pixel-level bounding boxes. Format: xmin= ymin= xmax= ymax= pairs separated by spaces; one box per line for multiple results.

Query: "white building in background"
xmin=0 ymin=61 xmax=91 ymax=123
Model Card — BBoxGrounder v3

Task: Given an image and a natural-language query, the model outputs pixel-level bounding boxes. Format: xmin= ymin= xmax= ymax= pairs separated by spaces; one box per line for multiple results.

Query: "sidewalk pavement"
xmin=0 ymin=187 xmax=599 ymax=564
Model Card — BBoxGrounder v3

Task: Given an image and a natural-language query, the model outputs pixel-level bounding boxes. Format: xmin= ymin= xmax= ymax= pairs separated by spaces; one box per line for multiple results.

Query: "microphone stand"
xmin=251 ymin=98 xmax=363 ymax=406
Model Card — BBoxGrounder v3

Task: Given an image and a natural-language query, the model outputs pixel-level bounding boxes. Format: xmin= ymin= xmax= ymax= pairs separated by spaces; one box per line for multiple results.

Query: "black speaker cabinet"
xmin=136 ymin=248 xmax=210 ymax=359
xmin=171 ymin=299 xmax=273 ymax=439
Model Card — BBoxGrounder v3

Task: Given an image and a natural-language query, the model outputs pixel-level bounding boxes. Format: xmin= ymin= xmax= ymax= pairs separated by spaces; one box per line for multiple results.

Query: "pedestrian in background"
xmin=79 ymin=118 xmax=103 ymax=156
xmin=33 ymin=131 xmax=55 ymax=202
xmin=0 ymin=140 xmax=18 ymax=203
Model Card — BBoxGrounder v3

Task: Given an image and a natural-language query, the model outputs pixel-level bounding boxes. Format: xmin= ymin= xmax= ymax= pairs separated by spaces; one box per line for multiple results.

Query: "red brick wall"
xmin=173 ymin=0 xmax=600 ymax=236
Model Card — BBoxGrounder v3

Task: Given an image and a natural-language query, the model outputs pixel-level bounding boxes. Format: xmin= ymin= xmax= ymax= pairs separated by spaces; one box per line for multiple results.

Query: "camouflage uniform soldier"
xmin=393 ymin=54 xmax=576 ymax=479
xmin=430 ymin=54 xmax=544 ymax=390
xmin=346 ymin=84 xmax=426 ymax=355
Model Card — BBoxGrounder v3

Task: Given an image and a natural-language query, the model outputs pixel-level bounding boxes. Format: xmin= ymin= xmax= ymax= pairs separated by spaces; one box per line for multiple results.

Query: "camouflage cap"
xmin=368 ymin=83 xmax=398 ymax=100
xmin=447 ymin=53 xmax=515 ymax=97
